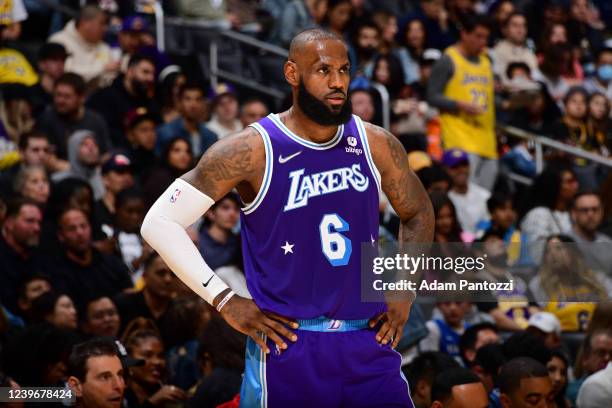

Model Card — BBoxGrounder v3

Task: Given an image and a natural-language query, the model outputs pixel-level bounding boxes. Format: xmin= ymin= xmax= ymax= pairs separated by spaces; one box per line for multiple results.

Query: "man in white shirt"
xmin=444 ymin=148 xmax=490 ymax=234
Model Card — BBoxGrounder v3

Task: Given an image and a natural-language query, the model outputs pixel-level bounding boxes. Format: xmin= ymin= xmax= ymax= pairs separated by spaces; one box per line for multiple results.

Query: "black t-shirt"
xmin=50 ymin=248 xmax=132 ymax=311
xmin=187 ymin=367 xmax=242 ymax=408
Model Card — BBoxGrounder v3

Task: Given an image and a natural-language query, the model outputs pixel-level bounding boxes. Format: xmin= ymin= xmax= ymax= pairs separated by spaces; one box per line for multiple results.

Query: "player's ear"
xmin=430 ymin=401 xmax=443 ymax=408
xmin=284 ymin=60 xmax=299 ymax=87
xmin=499 ymin=393 xmax=512 ymax=408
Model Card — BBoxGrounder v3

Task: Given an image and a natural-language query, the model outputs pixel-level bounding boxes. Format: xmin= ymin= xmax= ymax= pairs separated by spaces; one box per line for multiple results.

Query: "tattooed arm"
xmin=147 ymin=128 xmax=297 ymax=353
xmin=365 ymin=123 xmax=435 ymax=348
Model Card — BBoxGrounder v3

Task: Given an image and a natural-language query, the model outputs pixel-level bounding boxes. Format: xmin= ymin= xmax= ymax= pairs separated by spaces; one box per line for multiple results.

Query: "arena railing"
xmin=498 ymin=124 xmax=612 ymax=175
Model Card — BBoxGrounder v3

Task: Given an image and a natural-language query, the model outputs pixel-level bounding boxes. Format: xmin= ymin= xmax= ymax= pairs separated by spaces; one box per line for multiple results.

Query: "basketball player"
xmin=141 ymin=29 xmax=434 ymax=407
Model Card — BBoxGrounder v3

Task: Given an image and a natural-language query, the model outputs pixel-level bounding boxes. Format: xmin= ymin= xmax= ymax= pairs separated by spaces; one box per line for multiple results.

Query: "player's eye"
xmin=318 ymin=67 xmax=329 ymax=74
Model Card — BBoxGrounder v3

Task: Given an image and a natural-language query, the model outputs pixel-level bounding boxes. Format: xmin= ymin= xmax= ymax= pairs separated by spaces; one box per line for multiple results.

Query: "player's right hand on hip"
xmin=219 ymin=293 xmax=299 ymax=354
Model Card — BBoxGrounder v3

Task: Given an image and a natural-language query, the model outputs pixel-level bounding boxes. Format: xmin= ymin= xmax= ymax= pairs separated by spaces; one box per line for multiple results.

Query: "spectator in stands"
xmin=52 ymin=207 xmax=132 ymax=311
xmin=143 ymin=137 xmax=193 ymax=209
xmin=123 ymin=327 xmax=188 ymax=406
xmin=116 ymin=15 xmax=151 ymax=71
xmin=88 ymin=54 xmax=158 ymax=148
xmin=586 ymin=92 xmax=610 ymax=153
xmin=159 ymin=67 xmax=186 ymax=124
xmin=566 ymin=0 xmax=605 ymax=61
xmin=372 ymin=54 xmax=406 ymax=102
xmin=95 ymin=153 xmax=135 ymax=231
xmin=349 ymin=21 xmax=380 ymax=78
xmin=81 ymin=296 xmax=121 ymax=339
xmin=505 ymin=82 xmax=560 ymax=139
xmin=443 ymin=149 xmax=490 ymax=235
xmin=349 ymin=88 xmax=375 ymax=123
xmin=206 ymin=84 xmax=241 ymax=140
xmin=492 ymin=13 xmax=539 ymax=85
xmin=13 ymin=166 xmax=50 ymax=205
xmin=16 ymin=274 xmax=51 ymax=321
xmin=401 ymin=0 xmax=454 ymax=51
xmin=430 ymin=191 xmax=472 ymax=248
xmin=0 ymin=132 xmax=52 ymax=199
xmin=547 ymin=350 xmax=570 ymax=408
xmin=576 ymin=359 xmax=612 ymax=408
xmin=67 ymin=338 xmax=126 ymax=408
xmin=396 ymin=19 xmax=426 ymax=85
xmin=188 ymin=316 xmax=246 ymax=408
xmin=322 ymin=0 xmax=352 ymax=37
xmin=430 ymin=367 xmax=489 ymax=408
xmin=583 ymin=47 xmax=612 ymax=99
xmin=569 ymin=191 xmax=612 ymax=275
xmin=489 ymin=0 xmax=514 ymax=43
xmin=416 ymin=301 xmax=469 ymax=362
xmin=519 ymin=163 xmax=578 ymax=263
xmin=371 ymin=10 xmax=398 ymax=55
xmin=428 ymin=14 xmax=497 ymax=191
xmin=124 ymin=108 xmax=158 ymax=184
xmin=164 ymin=299 xmax=209 ymax=389
xmin=49 ymin=5 xmax=118 ymax=84
xmin=38 ymin=73 xmax=110 ymax=162
xmin=0 ymin=198 xmax=44 ymax=313
xmin=538 ymin=44 xmax=573 ymax=105
xmin=526 ymin=312 xmax=562 ymax=350
xmin=199 ymin=192 xmax=241 ymax=271
xmin=0 ymin=84 xmax=35 ymax=161
xmin=30 ymin=291 xmax=78 ymax=331
xmin=403 ymin=352 xmax=460 ymax=408
xmin=417 ymin=165 xmax=451 ymax=194
xmin=529 ymin=235 xmax=612 ymax=331
xmin=51 ymin=130 xmax=105 ymax=200
xmin=568 ymin=329 xmax=612 ymax=405
xmin=114 ymin=252 xmax=176 ymax=338
xmin=157 ymin=83 xmax=218 ymax=158
xmin=113 ymin=189 xmax=149 ymax=284
xmin=459 ymin=322 xmax=500 ymax=366
xmin=471 ymin=344 xmax=506 ymax=407
xmin=273 ymin=0 xmax=327 ymax=48
xmin=29 ymin=42 xmax=67 ymax=117
xmin=239 ymin=98 xmax=269 ymax=128
xmin=498 ymin=357 xmax=554 ymax=408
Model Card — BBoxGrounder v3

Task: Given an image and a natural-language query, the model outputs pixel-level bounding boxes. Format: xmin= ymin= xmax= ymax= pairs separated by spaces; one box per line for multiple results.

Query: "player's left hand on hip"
xmin=369 ymin=300 xmax=412 ymax=349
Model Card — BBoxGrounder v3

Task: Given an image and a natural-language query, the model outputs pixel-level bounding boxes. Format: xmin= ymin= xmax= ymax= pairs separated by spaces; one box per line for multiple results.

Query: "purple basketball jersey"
xmin=241 ymin=113 xmax=385 ymax=320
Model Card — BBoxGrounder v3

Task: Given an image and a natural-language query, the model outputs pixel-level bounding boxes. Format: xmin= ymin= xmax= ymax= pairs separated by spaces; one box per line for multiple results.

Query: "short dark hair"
xmin=30 ymin=291 xmax=66 ymax=323
xmin=18 ymin=130 xmax=48 ymax=151
xmin=459 ymin=322 xmax=498 ymax=361
xmin=502 ymin=332 xmax=552 ymax=365
xmin=55 ymin=72 xmax=86 ymax=95
xmin=458 ymin=13 xmax=491 ymax=33
xmin=178 ymin=82 xmax=204 ymax=99
xmin=431 ymin=367 xmax=482 ymax=404
xmin=127 ymin=53 xmax=156 ymax=70
xmin=68 ymin=337 xmax=120 ymax=381
xmin=487 ymin=192 xmax=513 ymax=213
xmin=506 ymin=61 xmax=531 ymax=80
xmin=473 ymin=344 xmax=506 ymax=381
xmin=198 ymin=316 xmax=246 ymax=371
xmin=403 ymin=352 xmax=460 ymax=394
xmin=4 ymin=197 xmax=40 ymax=220
xmin=115 ymin=188 xmax=144 ymax=210
xmin=17 ymin=273 xmax=52 ymax=302
xmin=502 ymin=12 xmax=526 ymax=27
xmin=498 ymin=357 xmax=549 ymax=395
xmin=416 ymin=165 xmax=451 ymax=190
xmin=571 ymin=190 xmax=601 ymax=209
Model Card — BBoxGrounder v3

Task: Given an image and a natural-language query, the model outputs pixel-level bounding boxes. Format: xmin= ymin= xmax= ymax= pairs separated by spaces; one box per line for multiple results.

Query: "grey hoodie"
xmin=51 ymin=130 xmax=105 ymax=200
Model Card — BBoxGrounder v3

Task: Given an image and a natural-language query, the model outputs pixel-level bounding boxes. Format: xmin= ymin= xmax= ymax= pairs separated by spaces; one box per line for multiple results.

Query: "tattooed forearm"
xmin=181 ymin=128 xmax=262 ymax=200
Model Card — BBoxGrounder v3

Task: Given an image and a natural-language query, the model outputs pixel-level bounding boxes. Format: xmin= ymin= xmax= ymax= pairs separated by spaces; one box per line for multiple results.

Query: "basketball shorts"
xmin=239 ymin=316 xmax=414 ymax=408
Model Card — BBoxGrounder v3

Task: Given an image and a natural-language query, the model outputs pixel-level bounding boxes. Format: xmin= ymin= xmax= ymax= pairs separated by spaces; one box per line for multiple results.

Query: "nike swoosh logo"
xmin=278 ymin=151 xmax=302 ymax=164
xmin=202 ymin=276 xmax=213 ymax=287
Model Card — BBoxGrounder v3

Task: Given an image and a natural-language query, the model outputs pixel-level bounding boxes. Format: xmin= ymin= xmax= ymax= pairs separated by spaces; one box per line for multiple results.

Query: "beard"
xmin=131 ymin=78 xmax=151 ymax=99
xmin=296 ymin=81 xmax=353 ymax=126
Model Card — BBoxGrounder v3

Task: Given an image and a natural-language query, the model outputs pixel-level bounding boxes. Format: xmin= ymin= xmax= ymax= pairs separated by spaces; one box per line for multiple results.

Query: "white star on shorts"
xmin=281 ymin=241 xmax=294 ymax=255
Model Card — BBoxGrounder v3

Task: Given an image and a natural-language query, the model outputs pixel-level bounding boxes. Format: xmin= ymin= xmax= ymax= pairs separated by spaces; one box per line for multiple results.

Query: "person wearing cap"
xmin=125 ymin=107 xmax=158 ymax=183
xmin=38 ymin=72 xmax=110 ymax=162
xmin=29 ymin=42 xmax=68 ymax=117
xmin=117 ymin=15 xmax=150 ymax=70
xmin=525 ymin=312 xmax=562 ymax=350
xmin=67 ymin=337 xmax=127 ymax=408
xmin=443 ymin=148 xmax=490 ymax=234
xmin=205 ymin=83 xmax=242 ymax=139
xmin=48 ymin=5 xmax=118 ymax=85
xmin=94 ymin=153 xmax=135 ymax=231
xmin=427 ymin=13 xmax=497 ymax=192
xmin=157 ymin=82 xmax=218 ymax=158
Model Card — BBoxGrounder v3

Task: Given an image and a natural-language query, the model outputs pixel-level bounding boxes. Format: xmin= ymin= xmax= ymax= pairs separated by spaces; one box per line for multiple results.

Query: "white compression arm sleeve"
xmin=141 ymin=178 xmax=229 ymax=305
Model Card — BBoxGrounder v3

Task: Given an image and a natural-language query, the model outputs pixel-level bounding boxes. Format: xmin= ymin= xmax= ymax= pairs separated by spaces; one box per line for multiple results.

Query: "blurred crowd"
xmin=0 ymin=0 xmax=611 ymax=407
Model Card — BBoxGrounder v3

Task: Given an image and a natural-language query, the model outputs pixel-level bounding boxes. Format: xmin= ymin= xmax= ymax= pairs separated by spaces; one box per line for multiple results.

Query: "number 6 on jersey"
xmin=319 ymin=213 xmax=352 ymax=266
